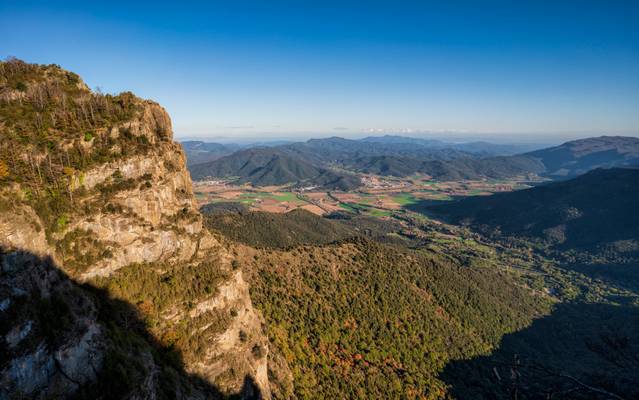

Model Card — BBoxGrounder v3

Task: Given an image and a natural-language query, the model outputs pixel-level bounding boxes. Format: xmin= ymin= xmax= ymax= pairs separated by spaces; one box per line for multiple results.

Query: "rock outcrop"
xmin=0 ymin=59 xmax=270 ymax=399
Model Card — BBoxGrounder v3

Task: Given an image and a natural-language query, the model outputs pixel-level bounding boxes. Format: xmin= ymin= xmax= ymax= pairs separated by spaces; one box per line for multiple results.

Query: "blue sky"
xmin=1 ymin=0 xmax=638 ymax=141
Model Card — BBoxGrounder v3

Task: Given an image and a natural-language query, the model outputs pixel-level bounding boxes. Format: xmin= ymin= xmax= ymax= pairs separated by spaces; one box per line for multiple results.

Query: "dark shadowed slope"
xmin=524 ymin=136 xmax=639 ymax=178
xmin=428 ymin=168 xmax=639 ymax=251
xmin=442 ymin=301 xmax=639 ymax=400
xmin=0 ymin=246 xmax=261 ymax=399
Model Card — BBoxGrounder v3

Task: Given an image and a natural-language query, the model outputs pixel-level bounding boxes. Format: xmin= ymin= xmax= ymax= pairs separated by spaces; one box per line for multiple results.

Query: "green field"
xmin=368 ymin=208 xmax=392 ymax=217
xmin=235 ymin=191 xmax=307 ymax=205
xmin=339 ymin=203 xmax=358 ymax=213
xmin=239 ymin=192 xmax=272 ymax=198
xmin=392 ymin=193 xmax=419 ymax=206
xmin=339 ymin=202 xmax=392 ymax=218
xmin=272 ymin=192 xmax=298 ymax=202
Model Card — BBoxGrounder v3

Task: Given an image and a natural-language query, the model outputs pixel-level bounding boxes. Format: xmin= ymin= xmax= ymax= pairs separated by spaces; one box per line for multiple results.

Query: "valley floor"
xmin=193 ymin=174 xmax=535 ymax=217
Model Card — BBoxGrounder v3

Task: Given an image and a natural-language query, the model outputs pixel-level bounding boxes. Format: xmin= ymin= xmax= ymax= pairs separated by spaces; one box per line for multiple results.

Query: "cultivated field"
xmin=193 ymin=174 xmax=535 ymax=219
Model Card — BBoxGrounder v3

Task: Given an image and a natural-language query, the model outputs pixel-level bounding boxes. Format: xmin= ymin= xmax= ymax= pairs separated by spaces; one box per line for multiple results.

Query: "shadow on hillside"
xmin=440 ymin=302 xmax=639 ymax=400
xmin=404 ymin=198 xmax=459 ymax=219
xmin=559 ymin=262 xmax=639 ymax=295
xmin=0 ymin=246 xmax=262 ymax=400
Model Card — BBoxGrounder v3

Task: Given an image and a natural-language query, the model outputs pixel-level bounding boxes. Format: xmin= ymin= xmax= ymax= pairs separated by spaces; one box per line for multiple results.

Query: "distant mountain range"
xmin=185 ymin=135 xmax=639 ymax=188
xmin=428 ymin=167 xmax=639 ymax=252
xmin=360 ymin=135 xmax=544 ymax=155
xmin=180 ymin=141 xmax=240 ymax=165
xmin=278 ymin=136 xmax=473 ymax=165
xmin=182 ymin=135 xmax=540 ymax=166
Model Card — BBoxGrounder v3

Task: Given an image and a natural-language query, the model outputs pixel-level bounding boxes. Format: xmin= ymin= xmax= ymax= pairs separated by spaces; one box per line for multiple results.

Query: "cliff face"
xmin=0 ymin=59 xmax=270 ymax=398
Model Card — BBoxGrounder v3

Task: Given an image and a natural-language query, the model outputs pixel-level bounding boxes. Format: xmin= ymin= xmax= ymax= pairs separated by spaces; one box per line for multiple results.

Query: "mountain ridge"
xmin=189 ymin=147 xmax=361 ymax=189
xmin=185 ymin=135 xmax=639 ymax=184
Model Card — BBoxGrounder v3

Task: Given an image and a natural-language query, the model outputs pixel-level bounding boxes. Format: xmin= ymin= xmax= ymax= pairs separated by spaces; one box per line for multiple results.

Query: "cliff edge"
xmin=0 ymin=59 xmax=270 ymax=399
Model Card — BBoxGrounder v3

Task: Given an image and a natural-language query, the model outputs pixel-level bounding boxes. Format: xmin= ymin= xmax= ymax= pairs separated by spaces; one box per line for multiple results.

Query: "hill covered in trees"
xmin=204 ymin=208 xmax=357 ymax=248
xmin=186 ymin=135 xmax=639 ymax=184
xmin=186 ymin=136 xmax=546 ymax=186
xmin=189 ymin=147 xmax=361 ymax=189
xmin=202 ymin=205 xmax=404 ymax=248
xmin=199 ymin=200 xmax=639 ymax=399
xmin=232 ymin=230 xmax=639 ymax=399
xmin=344 ymin=154 xmax=543 ymax=180
xmin=237 ymin=237 xmax=552 ymax=399
xmin=359 ymin=135 xmax=543 ymax=155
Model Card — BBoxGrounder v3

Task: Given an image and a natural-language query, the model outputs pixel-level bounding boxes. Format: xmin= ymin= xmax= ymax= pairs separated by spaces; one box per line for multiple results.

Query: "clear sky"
xmin=1 ymin=0 xmax=638 ymax=141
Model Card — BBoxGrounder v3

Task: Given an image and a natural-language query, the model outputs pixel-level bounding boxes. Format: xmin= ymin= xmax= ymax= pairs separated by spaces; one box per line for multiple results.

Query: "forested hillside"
xmin=186 ymin=135 xmax=639 ymax=185
xmin=189 ymin=147 xmax=361 ymax=189
xmin=344 ymin=154 xmax=542 ymax=179
xmin=237 ymin=238 xmax=551 ymax=399
xmin=187 ymin=136 xmax=546 ymax=186
xmin=202 ymin=205 xmax=403 ymax=248
xmin=202 ymin=203 xmax=639 ymax=399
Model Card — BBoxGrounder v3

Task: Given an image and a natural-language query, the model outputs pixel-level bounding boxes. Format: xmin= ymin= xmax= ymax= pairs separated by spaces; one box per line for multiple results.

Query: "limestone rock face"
xmin=0 ymin=65 xmax=271 ymax=399
xmin=0 ymin=205 xmax=49 ymax=257
xmin=189 ymin=270 xmax=270 ymax=393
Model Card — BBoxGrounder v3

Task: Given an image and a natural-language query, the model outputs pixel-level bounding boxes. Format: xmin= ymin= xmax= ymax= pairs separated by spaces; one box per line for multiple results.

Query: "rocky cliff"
xmin=0 ymin=59 xmax=270 ymax=399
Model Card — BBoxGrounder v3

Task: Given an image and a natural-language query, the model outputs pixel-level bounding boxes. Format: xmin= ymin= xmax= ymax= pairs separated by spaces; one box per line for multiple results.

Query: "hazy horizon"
xmin=175 ymin=131 xmax=637 ymax=147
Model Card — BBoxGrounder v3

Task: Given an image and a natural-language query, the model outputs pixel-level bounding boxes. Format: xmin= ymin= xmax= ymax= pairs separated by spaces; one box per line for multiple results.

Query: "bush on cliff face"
xmin=92 ymin=260 xmax=232 ymax=365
